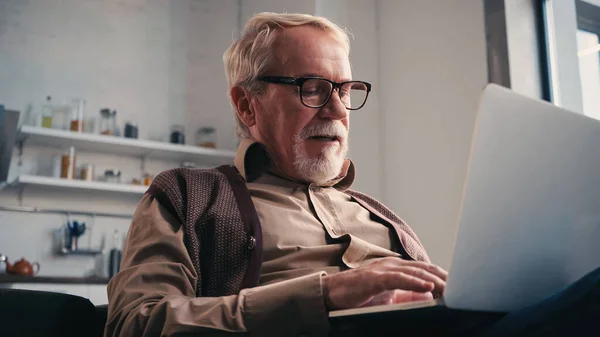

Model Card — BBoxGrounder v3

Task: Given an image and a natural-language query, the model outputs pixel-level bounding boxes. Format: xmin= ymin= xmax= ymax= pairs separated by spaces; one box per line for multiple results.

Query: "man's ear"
xmin=230 ymin=86 xmax=256 ymax=128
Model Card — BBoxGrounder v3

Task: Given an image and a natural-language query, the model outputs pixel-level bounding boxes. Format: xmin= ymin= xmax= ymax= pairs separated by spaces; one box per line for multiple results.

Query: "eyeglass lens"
xmin=300 ymin=79 xmax=368 ymax=109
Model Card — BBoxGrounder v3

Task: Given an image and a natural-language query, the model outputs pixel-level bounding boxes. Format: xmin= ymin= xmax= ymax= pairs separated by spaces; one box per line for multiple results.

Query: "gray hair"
xmin=223 ymin=12 xmax=351 ymax=138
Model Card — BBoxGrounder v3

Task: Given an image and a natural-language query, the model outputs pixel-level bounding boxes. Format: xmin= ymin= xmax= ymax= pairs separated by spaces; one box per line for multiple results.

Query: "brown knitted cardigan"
xmin=147 ymin=165 xmax=430 ymax=297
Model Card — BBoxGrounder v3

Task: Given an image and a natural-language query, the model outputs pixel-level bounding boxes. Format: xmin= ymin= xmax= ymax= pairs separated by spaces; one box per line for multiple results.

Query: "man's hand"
xmin=361 ymin=289 xmax=434 ymax=307
xmin=322 ymin=257 xmax=447 ymax=310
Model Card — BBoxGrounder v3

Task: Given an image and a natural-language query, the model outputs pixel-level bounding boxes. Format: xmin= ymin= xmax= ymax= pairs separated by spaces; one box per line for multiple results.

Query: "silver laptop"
xmin=330 ymin=84 xmax=600 ymax=318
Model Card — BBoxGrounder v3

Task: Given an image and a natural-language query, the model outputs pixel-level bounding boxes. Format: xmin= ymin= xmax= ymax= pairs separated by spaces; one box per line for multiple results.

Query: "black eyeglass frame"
xmin=257 ymin=76 xmax=372 ymax=110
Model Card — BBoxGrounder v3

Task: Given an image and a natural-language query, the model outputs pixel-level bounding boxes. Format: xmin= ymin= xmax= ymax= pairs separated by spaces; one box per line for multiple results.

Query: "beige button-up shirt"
xmin=237 ymin=139 xmax=401 ymax=286
xmin=105 ymin=139 xmax=404 ymax=337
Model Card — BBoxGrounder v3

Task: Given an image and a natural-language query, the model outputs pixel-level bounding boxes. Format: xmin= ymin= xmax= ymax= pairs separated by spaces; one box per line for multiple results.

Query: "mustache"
xmin=297 ymin=122 xmax=347 ymax=140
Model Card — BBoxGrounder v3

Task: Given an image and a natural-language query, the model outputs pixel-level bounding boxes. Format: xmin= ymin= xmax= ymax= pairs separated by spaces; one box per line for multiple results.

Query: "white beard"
xmin=292 ymin=122 xmax=349 ymax=185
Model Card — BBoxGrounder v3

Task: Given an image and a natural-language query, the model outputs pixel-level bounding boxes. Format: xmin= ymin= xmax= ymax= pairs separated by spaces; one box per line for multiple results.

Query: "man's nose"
xmin=318 ymin=90 xmax=348 ymax=120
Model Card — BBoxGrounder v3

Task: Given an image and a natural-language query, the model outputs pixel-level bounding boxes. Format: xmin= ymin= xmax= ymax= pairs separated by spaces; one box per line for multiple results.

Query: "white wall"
xmin=240 ymin=0 xmax=316 ymax=23
xmin=0 ymin=0 xmax=239 ymax=283
xmin=0 ymin=0 xmax=239 ymax=149
xmin=378 ymin=0 xmax=488 ymax=268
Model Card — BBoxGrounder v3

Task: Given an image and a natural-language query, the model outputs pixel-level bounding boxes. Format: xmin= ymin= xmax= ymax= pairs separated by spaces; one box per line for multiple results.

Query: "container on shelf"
xmin=108 ymin=230 xmax=122 ymax=278
xmin=79 ymin=163 xmax=94 ymax=181
xmin=60 ymin=146 xmax=76 ymax=179
xmin=84 ymin=117 xmax=96 ymax=133
xmin=99 ymin=109 xmax=117 ymax=136
xmin=18 ymin=125 xmax=237 ymax=181
xmin=143 ymin=173 xmax=153 ymax=186
xmin=0 ymin=253 xmax=7 ymax=274
xmin=41 ymin=96 xmax=53 ymax=128
xmin=52 ymin=156 xmax=61 ymax=178
xmin=196 ymin=126 xmax=217 ymax=148
xmin=103 ymin=169 xmax=121 ymax=184
xmin=170 ymin=125 xmax=185 ymax=144
xmin=52 ymin=102 xmax=71 ymax=130
xmin=124 ymin=121 xmax=138 ymax=139
xmin=70 ymin=99 xmax=86 ymax=132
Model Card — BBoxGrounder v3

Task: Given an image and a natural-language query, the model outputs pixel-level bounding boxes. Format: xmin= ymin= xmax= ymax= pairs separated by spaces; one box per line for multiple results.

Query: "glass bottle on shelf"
xmin=108 ymin=229 xmax=122 ymax=278
xmin=84 ymin=116 xmax=96 ymax=134
xmin=196 ymin=127 xmax=217 ymax=148
xmin=70 ymin=99 xmax=86 ymax=132
xmin=99 ymin=108 xmax=117 ymax=135
xmin=41 ymin=96 xmax=53 ymax=128
xmin=60 ymin=146 xmax=76 ymax=179
xmin=52 ymin=101 xmax=71 ymax=130
xmin=142 ymin=172 xmax=153 ymax=186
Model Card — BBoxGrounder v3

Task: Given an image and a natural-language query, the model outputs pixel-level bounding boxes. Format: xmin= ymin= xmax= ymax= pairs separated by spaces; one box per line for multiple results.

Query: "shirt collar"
xmin=233 ymin=138 xmax=355 ymax=190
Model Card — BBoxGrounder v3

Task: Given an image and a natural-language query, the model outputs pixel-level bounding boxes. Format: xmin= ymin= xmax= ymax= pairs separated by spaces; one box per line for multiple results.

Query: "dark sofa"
xmin=0 ymin=288 xmax=107 ymax=337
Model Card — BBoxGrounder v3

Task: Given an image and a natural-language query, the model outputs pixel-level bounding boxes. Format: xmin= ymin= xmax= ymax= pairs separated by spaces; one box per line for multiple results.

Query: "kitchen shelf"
xmin=0 ymin=274 xmax=110 ymax=285
xmin=59 ymin=248 xmax=104 ymax=256
xmin=13 ymin=175 xmax=148 ymax=194
xmin=0 ymin=204 xmax=134 ymax=219
xmin=18 ymin=125 xmax=235 ymax=166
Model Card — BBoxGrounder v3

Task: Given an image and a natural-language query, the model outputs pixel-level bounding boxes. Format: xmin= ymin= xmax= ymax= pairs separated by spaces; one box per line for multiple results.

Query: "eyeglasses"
xmin=257 ymin=76 xmax=372 ymax=110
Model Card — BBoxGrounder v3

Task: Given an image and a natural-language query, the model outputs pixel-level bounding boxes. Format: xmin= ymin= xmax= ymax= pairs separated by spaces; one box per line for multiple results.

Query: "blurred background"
xmin=0 ymin=0 xmax=598 ymax=305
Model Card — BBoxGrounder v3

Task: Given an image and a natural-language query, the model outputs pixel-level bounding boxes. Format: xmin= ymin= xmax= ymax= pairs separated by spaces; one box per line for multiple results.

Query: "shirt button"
xmin=247 ymin=236 xmax=256 ymax=250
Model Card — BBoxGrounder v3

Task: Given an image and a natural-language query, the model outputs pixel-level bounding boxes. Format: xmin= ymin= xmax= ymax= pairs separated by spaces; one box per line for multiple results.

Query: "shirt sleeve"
xmin=105 ymin=193 xmax=330 ymax=337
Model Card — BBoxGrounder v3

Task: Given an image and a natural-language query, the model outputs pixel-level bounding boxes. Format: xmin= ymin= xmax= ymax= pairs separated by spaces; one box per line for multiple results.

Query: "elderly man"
xmin=106 ymin=12 xmax=445 ymax=337
xmin=106 ymin=12 xmax=600 ymax=337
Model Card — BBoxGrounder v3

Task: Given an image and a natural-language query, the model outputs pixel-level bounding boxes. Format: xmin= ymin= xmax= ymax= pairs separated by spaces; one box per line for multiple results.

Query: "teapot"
xmin=6 ymin=257 xmax=40 ymax=276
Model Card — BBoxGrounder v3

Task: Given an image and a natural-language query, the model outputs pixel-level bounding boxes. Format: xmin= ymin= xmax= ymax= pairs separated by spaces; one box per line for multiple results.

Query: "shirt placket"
xmin=307 ymin=185 xmax=345 ymax=238
xmin=307 ymin=185 xmax=370 ymax=268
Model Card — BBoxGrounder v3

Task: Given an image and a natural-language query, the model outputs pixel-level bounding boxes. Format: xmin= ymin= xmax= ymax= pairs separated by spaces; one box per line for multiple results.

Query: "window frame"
xmin=541 ymin=0 xmax=588 ymax=113
xmin=575 ymin=1 xmax=600 ymax=119
xmin=576 ymin=0 xmax=600 ymax=35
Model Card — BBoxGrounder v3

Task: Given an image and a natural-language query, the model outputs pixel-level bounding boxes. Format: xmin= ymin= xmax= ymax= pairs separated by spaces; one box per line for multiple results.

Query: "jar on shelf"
xmin=79 ymin=164 xmax=94 ymax=181
xmin=196 ymin=127 xmax=216 ymax=148
xmin=70 ymin=99 xmax=86 ymax=132
xmin=99 ymin=109 xmax=117 ymax=136
xmin=60 ymin=146 xmax=76 ymax=179
xmin=124 ymin=121 xmax=138 ymax=139
xmin=170 ymin=125 xmax=185 ymax=144
xmin=84 ymin=116 xmax=96 ymax=134
xmin=104 ymin=169 xmax=121 ymax=184
xmin=52 ymin=102 xmax=71 ymax=130
xmin=143 ymin=173 xmax=153 ymax=186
